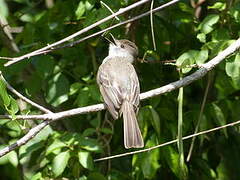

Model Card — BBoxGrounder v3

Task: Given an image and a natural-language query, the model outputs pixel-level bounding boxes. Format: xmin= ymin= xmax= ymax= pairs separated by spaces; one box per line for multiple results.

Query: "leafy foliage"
xmin=0 ymin=0 xmax=240 ymax=179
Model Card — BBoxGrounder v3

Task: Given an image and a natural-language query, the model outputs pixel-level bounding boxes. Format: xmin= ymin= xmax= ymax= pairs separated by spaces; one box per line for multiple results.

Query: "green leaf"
xmin=6 ymin=121 xmax=21 ymax=137
xmin=0 ymin=0 xmax=8 ymax=17
xmin=212 ymin=28 xmax=230 ymax=42
xmin=226 ymin=54 xmax=240 ymax=78
xmin=163 ymin=146 xmax=188 ymax=179
xmin=87 ymin=172 xmax=107 ymax=180
xmin=176 ymin=50 xmax=198 ymax=73
xmin=8 ymin=96 xmax=19 ymax=118
xmin=52 ymin=150 xmax=70 ymax=177
xmin=69 ymin=82 xmax=82 ymax=96
xmin=0 ymin=79 xmax=10 ymax=107
xmin=36 ymin=56 xmax=55 ymax=79
xmin=77 ymin=136 xmax=102 ymax=152
xmin=75 ymin=87 xmax=89 ymax=107
xmin=195 ymin=158 xmax=216 ymax=179
xmin=205 ymin=40 xmax=235 ymax=58
xmin=83 ymin=128 xmax=97 ymax=137
xmin=8 ymin=150 xmax=18 ymax=167
xmin=197 ymin=33 xmax=206 ymax=43
xmin=100 ymin=128 xmax=113 ymax=135
xmin=31 ymin=172 xmax=43 ymax=180
xmin=199 ymin=14 xmax=220 ymax=34
xmin=140 ymin=135 xmax=160 ymax=179
xmin=75 ymin=1 xmax=86 ymax=20
xmin=19 ymin=141 xmax=45 ymax=164
xmin=196 ymin=49 xmax=208 ymax=65
xmin=88 ymin=84 xmax=101 ymax=101
xmin=19 ymin=126 xmax=52 ymax=164
xmin=46 ymin=139 xmax=67 ymax=155
xmin=46 ymin=73 xmax=70 ymax=107
xmin=148 ymin=106 xmax=160 ymax=137
xmin=0 ymin=145 xmax=9 ymax=165
xmin=211 ymin=103 xmax=227 ymax=137
xmin=229 ymin=5 xmax=240 ymax=23
xmin=78 ymin=150 xmax=94 ymax=170
xmin=208 ymin=2 xmax=226 ymax=11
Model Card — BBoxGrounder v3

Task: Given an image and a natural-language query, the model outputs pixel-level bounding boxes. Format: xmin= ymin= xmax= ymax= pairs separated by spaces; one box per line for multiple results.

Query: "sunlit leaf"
xmin=226 ymin=54 xmax=240 ymax=78
xmin=0 ymin=79 xmax=10 ymax=107
xmin=52 ymin=150 xmax=70 ymax=177
xmin=0 ymin=0 xmax=8 ymax=17
xmin=8 ymin=150 xmax=18 ymax=167
xmin=208 ymin=2 xmax=226 ymax=11
xmin=78 ymin=150 xmax=94 ymax=170
xmin=176 ymin=50 xmax=198 ymax=73
xmin=46 ymin=139 xmax=67 ymax=155
xmin=46 ymin=73 xmax=70 ymax=107
xmin=199 ymin=14 xmax=220 ymax=34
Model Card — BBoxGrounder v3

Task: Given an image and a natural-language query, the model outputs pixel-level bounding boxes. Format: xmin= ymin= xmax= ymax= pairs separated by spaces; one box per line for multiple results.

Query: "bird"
xmin=97 ymin=35 xmax=144 ymax=149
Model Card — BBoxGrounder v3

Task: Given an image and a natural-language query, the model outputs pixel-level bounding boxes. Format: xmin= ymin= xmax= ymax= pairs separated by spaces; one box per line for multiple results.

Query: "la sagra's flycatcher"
xmin=97 ymin=36 xmax=144 ymax=149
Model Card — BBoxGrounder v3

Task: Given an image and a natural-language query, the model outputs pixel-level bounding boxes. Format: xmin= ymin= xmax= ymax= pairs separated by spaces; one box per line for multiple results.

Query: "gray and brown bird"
xmin=97 ymin=36 xmax=144 ymax=149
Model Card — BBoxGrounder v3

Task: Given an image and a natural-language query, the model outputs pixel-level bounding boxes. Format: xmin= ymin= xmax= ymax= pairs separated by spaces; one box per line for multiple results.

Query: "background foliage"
xmin=0 ymin=0 xmax=240 ymax=179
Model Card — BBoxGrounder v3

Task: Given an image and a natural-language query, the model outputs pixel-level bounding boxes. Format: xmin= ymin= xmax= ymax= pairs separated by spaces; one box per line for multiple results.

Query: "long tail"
xmin=121 ymin=101 xmax=144 ymax=149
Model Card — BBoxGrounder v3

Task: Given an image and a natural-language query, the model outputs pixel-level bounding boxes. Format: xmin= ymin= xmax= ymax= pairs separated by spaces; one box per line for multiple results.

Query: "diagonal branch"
xmin=0 ymin=72 xmax=53 ymax=114
xmin=2 ymin=0 xmax=180 ymax=67
xmin=0 ymin=120 xmax=50 ymax=157
xmin=94 ymin=119 xmax=240 ymax=162
xmin=1 ymin=0 xmax=153 ymax=66
xmin=0 ymin=37 xmax=239 ymax=158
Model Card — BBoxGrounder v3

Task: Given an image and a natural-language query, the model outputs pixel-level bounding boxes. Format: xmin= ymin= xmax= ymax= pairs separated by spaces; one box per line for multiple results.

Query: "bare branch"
xmin=94 ymin=119 xmax=240 ymax=162
xmin=2 ymin=0 xmax=153 ymax=66
xmin=0 ymin=72 xmax=53 ymax=114
xmin=2 ymin=0 xmax=181 ymax=66
xmin=0 ymin=120 xmax=50 ymax=157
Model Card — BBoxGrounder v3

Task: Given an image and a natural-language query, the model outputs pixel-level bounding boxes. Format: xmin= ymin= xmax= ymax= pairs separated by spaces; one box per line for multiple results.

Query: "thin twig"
xmin=100 ymin=1 xmax=121 ymax=21
xmin=94 ymin=119 xmax=240 ymax=162
xmin=150 ymin=0 xmax=156 ymax=50
xmin=186 ymin=72 xmax=212 ymax=161
xmin=0 ymin=72 xmax=53 ymax=114
xmin=2 ymin=0 xmax=181 ymax=66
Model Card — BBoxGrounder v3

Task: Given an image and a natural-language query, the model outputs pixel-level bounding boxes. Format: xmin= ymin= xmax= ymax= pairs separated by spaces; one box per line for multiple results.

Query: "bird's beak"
xmin=109 ymin=33 xmax=117 ymax=46
xmin=102 ymin=33 xmax=117 ymax=46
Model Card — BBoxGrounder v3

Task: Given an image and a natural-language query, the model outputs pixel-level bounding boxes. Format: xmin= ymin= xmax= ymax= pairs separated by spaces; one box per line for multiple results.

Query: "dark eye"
xmin=120 ymin=44 xmax=125 ymax=48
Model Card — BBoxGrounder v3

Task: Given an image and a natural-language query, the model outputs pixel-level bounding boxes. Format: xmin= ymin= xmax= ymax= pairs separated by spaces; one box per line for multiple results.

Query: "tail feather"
xmin=121 ymin=101 xmax=144 ymax=148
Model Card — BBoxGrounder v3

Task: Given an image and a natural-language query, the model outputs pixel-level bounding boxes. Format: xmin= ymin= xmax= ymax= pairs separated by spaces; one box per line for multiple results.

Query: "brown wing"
xmin=97 ymin=58 xmax=140 ymax=118
xmin=97 ymin=62 xmax=122 ymax=119
xmin=128 ymin=67 xmax=140 ymax=112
